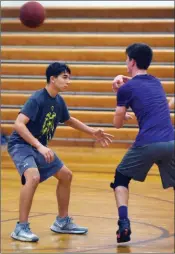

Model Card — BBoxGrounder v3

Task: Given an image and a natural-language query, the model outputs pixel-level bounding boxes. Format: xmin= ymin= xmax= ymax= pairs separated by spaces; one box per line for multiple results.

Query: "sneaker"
xmin=11 ymin=222 xmax=39 ymax=242
xmin=116 ymin=218 xmax=131 ymax=243
xmin=50 ymin=216 xmax=88 ymax=234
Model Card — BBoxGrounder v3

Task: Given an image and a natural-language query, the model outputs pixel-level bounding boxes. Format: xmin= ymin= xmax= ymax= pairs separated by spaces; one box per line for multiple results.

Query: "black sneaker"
xmin=116 ymin=218 xmax=131 ymax=243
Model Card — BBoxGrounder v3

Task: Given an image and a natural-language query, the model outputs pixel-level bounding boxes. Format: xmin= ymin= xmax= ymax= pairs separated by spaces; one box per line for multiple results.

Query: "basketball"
xmin=19 ymin=1 xmax=46 ymax=28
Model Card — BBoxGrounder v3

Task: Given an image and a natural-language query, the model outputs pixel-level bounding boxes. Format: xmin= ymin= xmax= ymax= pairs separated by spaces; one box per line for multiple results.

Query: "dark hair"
xmin=126 ymin=43 xmax=153 ymax=70
xmin=46 ymin=62 xmax=71 ymax=83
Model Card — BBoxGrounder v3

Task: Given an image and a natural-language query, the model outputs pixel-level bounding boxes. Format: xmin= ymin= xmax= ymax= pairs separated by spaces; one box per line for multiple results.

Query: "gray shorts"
xmin=117 ymin=141 xmax=175 ymax=189
xmin=8 ymin=143 xmax=64 ymax=185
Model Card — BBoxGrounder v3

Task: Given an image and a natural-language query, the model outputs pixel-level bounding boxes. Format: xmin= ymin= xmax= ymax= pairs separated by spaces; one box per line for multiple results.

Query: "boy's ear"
xmin=131 ymin=59 xmax=136 ymax=67
xmin=50 ymin=76 xmax=55 ymax=83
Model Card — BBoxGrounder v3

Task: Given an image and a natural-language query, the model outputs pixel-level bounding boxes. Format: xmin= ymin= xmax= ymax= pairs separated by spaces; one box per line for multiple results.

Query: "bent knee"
xmin=67 ymin=170 xmax=73 ymax=182
xmin=30 ymin=174 xmax=40 ymax=185
xmin=60 ymin=169 xmax=73 ymax=183
xmin=24 ymin=168 xmax=40 ymax=185
xmin=54 ymin=166 xmax=73 ymax=183
xmin=110 ymin=170 xmax=131 ymax=190
xmin=115 ymin=186 xmax=128 ymax=193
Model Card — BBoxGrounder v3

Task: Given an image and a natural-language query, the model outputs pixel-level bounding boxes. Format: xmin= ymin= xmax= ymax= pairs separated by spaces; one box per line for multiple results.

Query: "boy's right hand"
xmin=37 ymin=144 xmax=54 ymax=163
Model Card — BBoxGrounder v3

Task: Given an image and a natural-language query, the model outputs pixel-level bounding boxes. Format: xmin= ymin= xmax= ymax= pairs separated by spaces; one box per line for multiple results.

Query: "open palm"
xmin=93 ymin=129 xmax=114 ymax=147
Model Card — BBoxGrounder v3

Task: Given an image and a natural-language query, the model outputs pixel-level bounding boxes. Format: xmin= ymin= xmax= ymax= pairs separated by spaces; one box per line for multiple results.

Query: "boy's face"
xmin=51 ymin=72 xmax=71 ymax=91
xmin=126 ymin=55 xmax=135 ymax=74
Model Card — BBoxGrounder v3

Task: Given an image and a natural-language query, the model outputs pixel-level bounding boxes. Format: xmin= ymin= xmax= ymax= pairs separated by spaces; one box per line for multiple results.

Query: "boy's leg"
xmin=8 ymin=144 xmax=40 ymax=242
xmin=111 ymin=171 xmax=131 ymax=243
xmin=53 ymin=165 xmax=72 ymax=218
xmin=19 ymin=167 xmax=40 ymax=222
xmin=111 ymin=146 xmax=154 ymax=243
xmin=12 ymin=167 xmax=40 ymax=242
xmin=33 ymin=149 xmax=88 ymax=234
xmin=50 ymin=165 xmax=88 ymax=234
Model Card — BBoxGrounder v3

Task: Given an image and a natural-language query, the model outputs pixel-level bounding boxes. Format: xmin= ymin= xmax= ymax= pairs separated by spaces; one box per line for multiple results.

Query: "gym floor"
xmin=1 ymin=167 xmax=174 ymax=253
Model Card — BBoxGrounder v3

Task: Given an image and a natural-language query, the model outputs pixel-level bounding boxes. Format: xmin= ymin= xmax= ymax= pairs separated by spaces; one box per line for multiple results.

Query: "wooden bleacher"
xmin=1 ymin=6 xmax=174 ymax=153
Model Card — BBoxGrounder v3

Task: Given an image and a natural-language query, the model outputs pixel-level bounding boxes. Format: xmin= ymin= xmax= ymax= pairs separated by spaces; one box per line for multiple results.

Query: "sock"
xmin=118 ymin=206 xmax=128 ymax=220
xmin=18 ymin=221 xmax=28 ymax=225
xmin=57 ymin=216 xmax=68 ymax=222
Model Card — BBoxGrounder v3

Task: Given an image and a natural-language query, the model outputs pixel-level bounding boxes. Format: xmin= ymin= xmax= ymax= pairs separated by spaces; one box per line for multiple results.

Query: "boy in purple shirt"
xmin=110 ymin=43 xmax=174 ymax=243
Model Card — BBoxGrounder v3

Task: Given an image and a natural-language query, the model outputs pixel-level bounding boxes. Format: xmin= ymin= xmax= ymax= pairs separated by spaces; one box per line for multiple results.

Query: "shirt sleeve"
xmin=59 ymin=98 xmax=70 ymax=123
xmin=117 ymin=85 xmax=131 ymax=109
xmin=20 ymin=98 xmax=39 ymax=121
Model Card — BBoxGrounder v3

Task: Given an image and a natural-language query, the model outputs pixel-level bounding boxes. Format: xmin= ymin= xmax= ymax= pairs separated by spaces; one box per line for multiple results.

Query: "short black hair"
xmin=46 ymin=62 xmax=71 ymax=83
xmin=126 ymin=43 xmax=153 ymax=70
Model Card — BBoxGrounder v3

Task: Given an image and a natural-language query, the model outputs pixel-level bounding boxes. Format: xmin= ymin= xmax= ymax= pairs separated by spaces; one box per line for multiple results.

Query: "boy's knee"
xmin=54 ymin=166 xmax=73 ymax=183
xmin=110 ymin=170 xmax=131 ymax=189
xmin=23 ymin=168 xmax=40 ymax=185
xmin=63 ymin=170 xmax=73 ymax=183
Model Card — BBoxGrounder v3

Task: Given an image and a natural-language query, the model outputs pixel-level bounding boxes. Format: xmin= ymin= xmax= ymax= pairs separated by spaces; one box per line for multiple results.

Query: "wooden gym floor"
xmin=1 ymin=149 xmax=174 ymax=253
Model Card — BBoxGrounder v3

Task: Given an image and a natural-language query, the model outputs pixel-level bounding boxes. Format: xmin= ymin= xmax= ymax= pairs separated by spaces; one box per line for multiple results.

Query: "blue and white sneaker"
xmin=11 ymin=222 xmax=39 ymax=242
xmin=50 ymin=216 xmax=88 ymax=234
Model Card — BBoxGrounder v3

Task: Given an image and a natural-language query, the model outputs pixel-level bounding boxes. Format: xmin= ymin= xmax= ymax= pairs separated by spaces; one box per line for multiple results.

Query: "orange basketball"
xmin=20 ymin=1 xmax=46 ymax=28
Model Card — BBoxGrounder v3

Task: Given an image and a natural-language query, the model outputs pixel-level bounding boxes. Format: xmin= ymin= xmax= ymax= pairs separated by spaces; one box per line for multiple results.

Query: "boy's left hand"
xmin=92 ymin=129 xmax=114 ymax=147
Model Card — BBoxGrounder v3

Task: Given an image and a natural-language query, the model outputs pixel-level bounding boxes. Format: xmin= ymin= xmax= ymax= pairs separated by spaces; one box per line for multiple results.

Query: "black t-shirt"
xmin=9 ymin=88 xmax=70 ymax=146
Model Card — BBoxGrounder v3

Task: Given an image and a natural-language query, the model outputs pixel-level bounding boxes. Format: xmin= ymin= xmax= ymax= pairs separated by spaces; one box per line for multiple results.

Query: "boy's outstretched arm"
xmin=65 ymin=117 xmax=113 ymax=147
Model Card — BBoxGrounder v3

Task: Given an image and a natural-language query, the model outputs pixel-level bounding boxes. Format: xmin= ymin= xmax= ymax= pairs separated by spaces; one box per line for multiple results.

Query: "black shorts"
xmin=117 ymin=141 xmax=175 ymax=189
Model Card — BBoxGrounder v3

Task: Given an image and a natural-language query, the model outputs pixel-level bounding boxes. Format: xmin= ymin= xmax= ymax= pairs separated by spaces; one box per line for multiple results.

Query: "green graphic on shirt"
xmin=40 ymin=106 xmax=56 ymax=142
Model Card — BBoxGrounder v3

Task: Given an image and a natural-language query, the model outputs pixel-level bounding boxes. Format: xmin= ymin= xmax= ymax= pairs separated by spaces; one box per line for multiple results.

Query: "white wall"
xmin=1 ymin=1 xmax=174 ymax=7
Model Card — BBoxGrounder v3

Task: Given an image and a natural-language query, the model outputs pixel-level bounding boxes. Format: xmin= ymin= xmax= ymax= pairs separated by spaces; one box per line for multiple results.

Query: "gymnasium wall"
xmin=1 ymin=0 xmax=174 ymax=7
